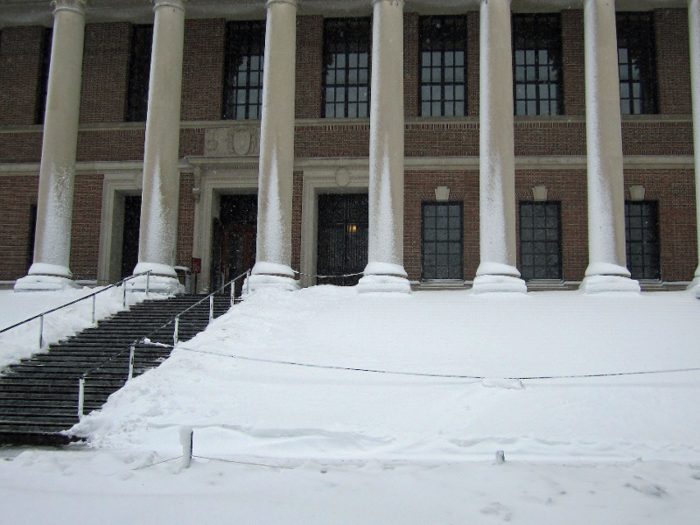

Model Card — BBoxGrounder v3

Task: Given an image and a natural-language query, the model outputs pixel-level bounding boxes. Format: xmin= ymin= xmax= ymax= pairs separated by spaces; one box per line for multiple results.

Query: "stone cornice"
xmin=51 ymin=0 xmax=87 ymax=16
xmin=266 ymin=0 xmax=298 ymax=8
xmin=153 ymin=0 xmax=186 ymax=12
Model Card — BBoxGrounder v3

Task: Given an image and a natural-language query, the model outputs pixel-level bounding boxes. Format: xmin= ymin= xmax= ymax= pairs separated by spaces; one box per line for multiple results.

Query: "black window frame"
xmin=625 ymin=200 xmax=660 ymax=280
xmin=322 ymin=17 xmax=372 ymax=119
xmin=616 ymin=12 xmax=658 ymax=115
xmin=421 ymin=202 xmax=463 ymax=281
xmin=126 ymin=24 xmax=153 ymax=123
xmin=419 ymin=15 xmax=468 ymax=117
xmin=519 ymin=201 xmax=563 ymax=281
xmin=512 ymin=13 xmax=563 ymax=116
xmin=35 ymin=28 xmax=52 ymax=125
xmin=223 ymin=20 xmax=266 ymax=121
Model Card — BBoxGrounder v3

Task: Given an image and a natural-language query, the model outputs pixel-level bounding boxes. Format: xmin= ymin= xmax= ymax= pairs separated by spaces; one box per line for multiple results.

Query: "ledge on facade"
xmin=411 ymin=280 xmax=471 ymax=291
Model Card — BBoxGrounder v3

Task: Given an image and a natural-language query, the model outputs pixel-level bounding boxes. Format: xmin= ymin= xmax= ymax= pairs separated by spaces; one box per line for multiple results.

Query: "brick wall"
xmin=0 ymin=176 xmax=38 ymax=281
xmin=181 ymin=19 xmax=226 ymax=121
xmin=0 ymin=26 xmax=45 ymax=126
xmin=80 ymin=23 xmax=131 ymax=124
xmin=561 ymin=10 xmax=585 ymax=115
xmin=403 ymin=12 xmax=419 ymax=118
xmin=296 ymin=16 xmax=323 ymax=119
xmin=466 ymin=11 xmax=480 ymax=117
xmin=406 ymin=122 xmax=479 ymax=157
xmin=70 ymin=174 xmax=103 ymax=280
xmin=655 ymin=9 xmax=692 ymax=115
xmin=292 ymin=171 xmax=303 ymax=272
xmin=0 ymin=132 xmax=43 ymax=163
xmin=176 ymin=172 xmax=195 ymax=268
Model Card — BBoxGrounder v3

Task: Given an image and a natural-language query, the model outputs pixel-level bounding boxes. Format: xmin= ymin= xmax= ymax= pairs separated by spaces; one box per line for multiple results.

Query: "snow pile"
xmin=0 ymin=287 xmax=150 ymax=370
xmin=74 ymin=287 xmax=700 ymax=464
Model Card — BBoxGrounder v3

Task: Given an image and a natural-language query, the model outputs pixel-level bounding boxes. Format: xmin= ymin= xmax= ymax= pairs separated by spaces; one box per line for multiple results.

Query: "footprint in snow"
xmin=480 ymin=502 xmax=513 ymax=521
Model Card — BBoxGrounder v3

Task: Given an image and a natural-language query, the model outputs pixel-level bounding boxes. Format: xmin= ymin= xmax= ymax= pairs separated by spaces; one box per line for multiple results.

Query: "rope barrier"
xmin=139 ymin=340 xmax=700 ymax=382
xmin=291 ymin=269 xmax=364 ymax=279
xmin=131 ymin=454 xmax=295 ymax=470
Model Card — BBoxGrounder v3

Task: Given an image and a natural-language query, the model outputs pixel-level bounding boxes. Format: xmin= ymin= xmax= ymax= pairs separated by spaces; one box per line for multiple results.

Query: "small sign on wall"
xmin=191 ymin=258 xmax=201 ymax=274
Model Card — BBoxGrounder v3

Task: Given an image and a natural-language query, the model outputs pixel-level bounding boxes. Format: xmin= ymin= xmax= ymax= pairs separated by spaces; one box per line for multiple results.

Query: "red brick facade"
xmin=0 ymin=8 xmax=697 ymax=285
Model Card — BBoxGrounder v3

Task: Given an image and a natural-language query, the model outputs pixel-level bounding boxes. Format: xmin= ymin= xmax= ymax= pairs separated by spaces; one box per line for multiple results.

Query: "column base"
xmin=686 ymin=274 xmax=700 ymax=294
xmin=128 ymin=262 xmax=183 ymax=295
xmin=357 ymin=262 xmax=411 ymax=293
xmin=472 ymin=263 xmax=527 ymax=294
xmin=580 ymin=263 xmax=640 ymax=294
xmin=244 ymin=262 xmax=299 ymax=294
xmin=14 ymin=274 xmax=79 ymax=292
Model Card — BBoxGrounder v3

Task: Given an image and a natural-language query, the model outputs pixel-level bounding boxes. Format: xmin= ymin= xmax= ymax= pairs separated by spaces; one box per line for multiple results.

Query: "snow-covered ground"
xmin=2 ymin=286 xmax=700 ymax=523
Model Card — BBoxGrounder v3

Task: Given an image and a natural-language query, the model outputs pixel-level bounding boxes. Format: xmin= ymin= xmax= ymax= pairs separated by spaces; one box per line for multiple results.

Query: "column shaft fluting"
xmin=248 ymin=0 xmax=299 ymax=292
xmin=688 ymin=0 xmax=700 ymax=289
xmin=581 ymin=0 xmax=639 ymax=293
xmin=358 ymin=0 xmax=410 ymax=293
xmin=472 ymin=0 xmax=526 ymax=294
xmin=132 ymin=0 xmax=186 ymax=293
xmin=16 ymin=0 xmax=87 ymax=291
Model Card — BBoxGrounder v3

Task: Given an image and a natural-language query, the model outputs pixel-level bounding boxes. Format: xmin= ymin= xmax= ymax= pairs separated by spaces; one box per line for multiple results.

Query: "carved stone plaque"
xmin=204 ymin=126 xmax=260 ymax=157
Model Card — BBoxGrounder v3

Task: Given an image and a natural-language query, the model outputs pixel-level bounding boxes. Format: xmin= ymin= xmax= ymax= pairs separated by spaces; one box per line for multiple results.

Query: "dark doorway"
xmin=121 ymin=196 xmax=141 ymax=279
xmin=26 ymin=204 xmax=37 ymax=274
xmin=211 ymin=194 xmax=257 ymax=294
xmin=317 ymin=193 xmax=368 ymax=286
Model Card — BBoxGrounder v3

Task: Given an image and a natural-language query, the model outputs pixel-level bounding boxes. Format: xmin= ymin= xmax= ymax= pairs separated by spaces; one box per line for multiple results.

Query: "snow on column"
xmin=14 ymin=0 xmax=87 ymax=292
xmin=471 ymin=0 xmax=526 ymax=294
xmin=248 ymin=0 xmax=299 ymax=293
xmin=130 ymin=0 xmax=187 ymax=294
xmin=688 ymin=0 xmax=700 ymax=292
xmin=580 ymin=0 xmax=640 ymax=293
xmin=357 ymin=0 xmax=411 ymax=294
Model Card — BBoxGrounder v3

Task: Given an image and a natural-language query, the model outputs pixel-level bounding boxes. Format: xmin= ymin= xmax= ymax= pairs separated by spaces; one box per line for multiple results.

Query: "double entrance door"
xmin=317 ymin=194 xmax=368 ymax=286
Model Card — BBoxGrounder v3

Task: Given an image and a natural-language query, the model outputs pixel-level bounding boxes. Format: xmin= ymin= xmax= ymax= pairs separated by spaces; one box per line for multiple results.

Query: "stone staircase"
xmin=0 ymin=294 xmax=232 ymax=446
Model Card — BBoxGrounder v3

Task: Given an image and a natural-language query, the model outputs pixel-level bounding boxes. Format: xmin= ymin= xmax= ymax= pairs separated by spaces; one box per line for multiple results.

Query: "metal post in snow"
xmin=229 ymin=279 xmax=235 ymax=307
xmin=78 ymin=377 xmax=85 ymax=419
xmin=209 ymin=295 xmax=214 ymax=325
xmin=123 ymin=282 xmax=127 ymax=307
xmin=128 ymin=344 xmax=135 ymax=381
xmin=174 ymin=316 xmax=180 ymax=345
xmin=146 ymin=272 xmax=150 ymax=296
xmin=92 ymin=294 xmax=96 ymax=324
xmin=246 ymin=269 xmax=251 ymax=295
xmin=39 ymin=315 xmax=44 ymax=350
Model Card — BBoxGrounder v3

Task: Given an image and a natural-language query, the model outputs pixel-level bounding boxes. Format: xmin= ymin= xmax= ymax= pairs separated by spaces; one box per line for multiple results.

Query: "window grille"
xmin=625 ymin=201 xmax=660 ymax=280
xmin=126 ymin=25 xmax=152 ymax=123
xmin=519 ymin=202 xmax=562 ymax=280
xmin=512 ymin=14 xmax=563 ymax=116
xmin=422 ymin=203 xmax=463 ymax=280
xmin=323 ymin=18 xmax=371 ymax=119
xmin=616 ymin=12 xmax=658 ymax=115
xmin=223 ymin=21 xmax=265 ymax=120
xmin=419 ymin=16 xmax=467 ymax=117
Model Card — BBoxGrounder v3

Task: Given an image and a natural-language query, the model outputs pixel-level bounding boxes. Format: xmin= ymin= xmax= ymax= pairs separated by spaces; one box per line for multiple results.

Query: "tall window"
xmin=35 ymin=28 xmax=52 ymax=125
xmin=617 ymin=13 xmax=657 ymax=115
xmin=519 ymin=202 xmax=562 ymax=280
xmin=419 ymin=16 xmax=467 ymax=117
xmin=512 ymin=14 xmax=563 ymax=116
xmin=223 ymin=21 xmax=265 ymax=120
xmin=126 ymin=25 xmax=153 ymax=123
xmin=625 ymin=201 xmax=660 ymax=280
xmin=422 ymin=203 xmax=463 ymax=280
xmin=323 ymin=18 xmax=371 ymax=119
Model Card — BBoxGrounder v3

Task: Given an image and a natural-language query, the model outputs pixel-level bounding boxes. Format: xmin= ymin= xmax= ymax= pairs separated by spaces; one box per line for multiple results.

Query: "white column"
xmin=357 ymin=0 xmax=411 ymax=293
xmin=472 ymin=0 xmax=526 ymax=294
xmin=130 ymin=0 xmax=186 ymax=294
xmin=15 ymin=0 xmax=87 ymax=291
xmin=247 ymin=0 xmax=299 ymax=292
xmin=580 ymin=0 xmax=640 ymax=293
xmin=688 ymin=0 xmax=700 ymax=291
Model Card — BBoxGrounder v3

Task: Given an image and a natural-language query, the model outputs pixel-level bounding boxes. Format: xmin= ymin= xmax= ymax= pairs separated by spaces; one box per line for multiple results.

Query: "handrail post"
xmin=246 ymin=269 xmax=251 ymax=295
xmin=230 ymin=279 xmax=235 ymax=307
xmin=209 ymin=295 xmax=214 ymax=325
xmin=123 ymin=281 xmax=127 ymax=307
xmin=91 ymin=294 xmax=96 ymax=325
xmin=38 ymin=315 xmax=44 ymax=350
xmin=78 ymin=377 xmax=85 ymax=419
xmin=173 ymin=316 xmax=180 ymax=345
xmin=146 ymin=271 xmax=150 ymax=296
xmin=128 ymin=345 xmax=135 ymax=381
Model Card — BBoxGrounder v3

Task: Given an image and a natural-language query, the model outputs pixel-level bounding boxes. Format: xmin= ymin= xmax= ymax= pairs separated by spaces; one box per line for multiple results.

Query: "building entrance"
xmin=121 ymin=195 xmax=141 ymax=279
xmin=317 ymin=193 xmax=368 ymax=286
xmin=211 ymin=194 xmax=257 ymax=294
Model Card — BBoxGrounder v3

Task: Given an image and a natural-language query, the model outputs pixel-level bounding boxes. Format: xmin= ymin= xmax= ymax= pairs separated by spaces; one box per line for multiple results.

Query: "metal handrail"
xmin=0 ymin=271 xmax=153 ymax=349
xmin=77 ymin=269 xmax=252 ymax=418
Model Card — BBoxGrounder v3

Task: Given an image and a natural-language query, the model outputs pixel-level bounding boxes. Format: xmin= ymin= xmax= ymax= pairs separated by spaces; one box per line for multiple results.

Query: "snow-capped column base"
xmin=14 ymin=271 xmax=79 ymax=292
xmin=580 ymin=263 xmax=640 ymax=294
xmin=246 ymin=261 xmax=299 ymax=294
xmin=128 ymin=262 xmax=184 ymax=295
xmin=472 ymin=263 xmax=527 ymax=294
xmin=357 ymin=262 xmax=411 ymax=294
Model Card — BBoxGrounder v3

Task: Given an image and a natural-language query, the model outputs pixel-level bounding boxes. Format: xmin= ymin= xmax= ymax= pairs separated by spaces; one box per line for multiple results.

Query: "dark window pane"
xmin=625 ymin=201 xmax=660 ymax=279
xmin=126 ymin=25 xmax=153 ymax=123
xmin=617 ymin=13 xmax=658 ymax=115
xmin=223 ymin=21 xmax=266 ymax=120
xmin=422 ymin=202 xmax=463 ymax=280
xmin=519 ymin=201 xmax=562 ymax=280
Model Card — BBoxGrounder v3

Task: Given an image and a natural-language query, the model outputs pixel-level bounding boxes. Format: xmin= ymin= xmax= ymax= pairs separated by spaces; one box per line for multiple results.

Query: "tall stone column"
xmin=580 ymin=0 xmax=640 ymax=293
xmin=130 ymin=0 xmax=186 ymax=294
xmin=357 ymin=0 xmax=411 ymax=293
xmin=472 ymin=0 xmax=526 ymax=294
xmin=688 ymin=0 xmax=700 ymax=291
xmin=248 ymin=0 xmax=299 ymax=292
xmin=15 ymin=0 xmax=87 ymax=292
